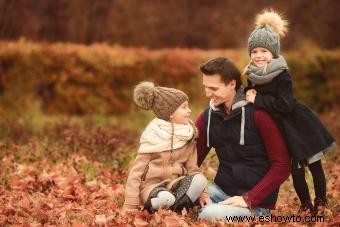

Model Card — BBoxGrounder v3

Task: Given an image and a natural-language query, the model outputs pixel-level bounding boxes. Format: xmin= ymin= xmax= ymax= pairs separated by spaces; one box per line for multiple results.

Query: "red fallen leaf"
xmin=17 ymin=195 xmax=31 ymax=209
xmin=4 ymin=204 xmax=15 ymax=216
xmin=154 ymin=212 xmax=162 ymax=224
xmin=10 ymin=175 xmax=22 ymax=190
xmin=133 ymin=218 xmax=149 ymax=227
xmin=110 ymin=204 xmax=118 ymax=211
xmin=190 ymin=223 xmax=209 ymax=227
xmin=85 ymin=180 xmax=99 ymax=191
xmin=328 ymin=214 xmax=340 ymax=227
xmin=73 ymin=184 xmax=87 ymax=200
xmin=163 ymin=216 xmax=181 ymax=227
xmin=181 ymin=207 xmax=188 ymax=216
xmin=0 ymin=214 xmax=8 ymax=223
xmin=95 ymin=214 xmax=107 ymax=225
xmin=135 ymin=210 xmax=150 ymax=219
xmin=72 ymin=221 xmax=86 ymax=227
xmin=100 ymin=170 xmax=112 ymax=179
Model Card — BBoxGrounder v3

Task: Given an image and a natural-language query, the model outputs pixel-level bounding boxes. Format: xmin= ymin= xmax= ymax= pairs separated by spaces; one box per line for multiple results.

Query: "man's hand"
xmin=199 ymin=193 xmax=212 ymax=207
xmin=246 ymin=89 xmax=257 ymax=103
xmin=218 ymin=196 xmax=248 ymax=208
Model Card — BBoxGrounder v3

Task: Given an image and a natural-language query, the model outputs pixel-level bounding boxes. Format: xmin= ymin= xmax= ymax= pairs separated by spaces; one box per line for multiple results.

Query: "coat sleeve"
xmin=195 ymin=112 xmax=211 ymax=166
xmin=254 ymin=72 xmax=295 ymax=115
xmin=123 ymin=153 xmax=151 ymax=210
xmin=242 ymin=109 xmax=291 ymax=209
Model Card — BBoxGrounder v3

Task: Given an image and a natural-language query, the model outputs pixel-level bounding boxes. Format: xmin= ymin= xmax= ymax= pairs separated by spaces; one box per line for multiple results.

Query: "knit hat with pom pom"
xmin=133 ymin=81 xmax=188 ymax=121
xmin=248 ymin=9 xmax=288 ymax=58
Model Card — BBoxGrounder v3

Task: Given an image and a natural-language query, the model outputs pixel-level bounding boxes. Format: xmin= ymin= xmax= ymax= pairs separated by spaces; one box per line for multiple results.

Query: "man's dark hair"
xmin=200 ymin=57 xmax=241 ymax=90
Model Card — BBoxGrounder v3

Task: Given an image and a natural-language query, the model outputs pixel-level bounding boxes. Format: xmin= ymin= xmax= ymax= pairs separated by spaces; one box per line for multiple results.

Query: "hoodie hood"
xmin=207 ymin=87 xmax=248 ymax=147
xmin=209 ymin=87 xmax=247 ymax=111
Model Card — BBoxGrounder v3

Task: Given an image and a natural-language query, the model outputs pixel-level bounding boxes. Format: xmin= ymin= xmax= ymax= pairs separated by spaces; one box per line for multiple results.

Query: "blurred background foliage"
xmin=0 ymin=40 xmax=339 ymax=117
xmin=0 ymin=0 xmax=339 ymax=118
xmin=0 ymin=0 xmax=339 ymax=49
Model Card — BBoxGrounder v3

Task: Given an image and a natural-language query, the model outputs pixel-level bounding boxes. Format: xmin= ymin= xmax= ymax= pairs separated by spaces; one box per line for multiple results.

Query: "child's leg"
xmin=308 ymin=160 xmax=327 ymax=205
xmin=185 ymin=173 xmax=207 ymax=202
xmin=291 ymin=165 xmax=314 ymax=212
xmin=170 ymin=173 xmax=207 ymax=212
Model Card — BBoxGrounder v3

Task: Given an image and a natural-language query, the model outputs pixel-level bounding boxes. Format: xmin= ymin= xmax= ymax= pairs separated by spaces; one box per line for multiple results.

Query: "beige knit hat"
xmin=133 ymin=81 xmax=188 ymax=121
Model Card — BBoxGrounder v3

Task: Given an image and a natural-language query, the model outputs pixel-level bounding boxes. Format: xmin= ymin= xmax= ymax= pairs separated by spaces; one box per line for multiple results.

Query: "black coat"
xmin=247 ymin=70 xmax=335 ymax=162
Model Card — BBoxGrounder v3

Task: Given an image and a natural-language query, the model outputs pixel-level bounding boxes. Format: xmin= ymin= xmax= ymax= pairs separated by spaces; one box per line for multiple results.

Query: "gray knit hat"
xmin=133 ymin=81 xmax=188 ymax=121
xmin=248 ymin=10 xmax=288 ymax=58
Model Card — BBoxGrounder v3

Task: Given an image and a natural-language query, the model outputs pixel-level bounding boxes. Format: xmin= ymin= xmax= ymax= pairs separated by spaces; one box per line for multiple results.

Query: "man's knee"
xmin=198 ymin=204 xmax=225 ymax=222
xmin=198 ymin=204 xmax=216 ymax=221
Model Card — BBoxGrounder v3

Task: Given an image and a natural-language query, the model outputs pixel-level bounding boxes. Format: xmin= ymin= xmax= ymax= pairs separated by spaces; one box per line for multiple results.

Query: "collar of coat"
xmin=138 ymin=118 xmax=196 ymax=154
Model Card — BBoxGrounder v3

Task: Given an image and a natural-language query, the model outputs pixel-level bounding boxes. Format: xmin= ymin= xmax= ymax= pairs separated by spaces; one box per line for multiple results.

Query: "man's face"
xmin=202 ymin=74 xmax=236 ymax=106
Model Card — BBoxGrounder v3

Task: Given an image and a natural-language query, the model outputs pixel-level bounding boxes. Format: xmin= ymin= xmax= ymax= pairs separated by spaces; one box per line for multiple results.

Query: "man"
xmin=196 ymin=57 xmax=291 ymax=222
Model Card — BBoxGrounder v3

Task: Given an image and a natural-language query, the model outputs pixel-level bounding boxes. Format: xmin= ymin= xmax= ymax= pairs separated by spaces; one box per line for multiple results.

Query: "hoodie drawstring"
xmin=240 ymin=107 xmax=245 ymax=145
xmin=207 ymin=106 xmax=245 ymax=147
xmin=207 ymin=108 xmax=212 ymax=148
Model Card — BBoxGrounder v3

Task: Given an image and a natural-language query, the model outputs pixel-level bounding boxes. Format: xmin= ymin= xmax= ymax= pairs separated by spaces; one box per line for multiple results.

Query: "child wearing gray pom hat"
xmin=244 ymin=9 xmax=336 ymax=214
xmin=123 ymin=82 xmax=211 ymax=213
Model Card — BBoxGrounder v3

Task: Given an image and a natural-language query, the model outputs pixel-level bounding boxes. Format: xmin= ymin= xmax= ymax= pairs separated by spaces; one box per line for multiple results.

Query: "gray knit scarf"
xmin=246 ymin=55 xmax=288 ymax=85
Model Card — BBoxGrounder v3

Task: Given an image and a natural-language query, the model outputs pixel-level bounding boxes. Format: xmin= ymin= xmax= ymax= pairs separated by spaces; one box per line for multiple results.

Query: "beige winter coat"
xmin=123 ymin=141 xmax=202 ymax=210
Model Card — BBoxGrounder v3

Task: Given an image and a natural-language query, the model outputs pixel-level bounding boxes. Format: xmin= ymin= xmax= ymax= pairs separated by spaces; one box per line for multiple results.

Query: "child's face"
xmin=250 ymin=47 xmax=273 ymax=67
xmin=170 ymin=101 xmax=192 ymax=125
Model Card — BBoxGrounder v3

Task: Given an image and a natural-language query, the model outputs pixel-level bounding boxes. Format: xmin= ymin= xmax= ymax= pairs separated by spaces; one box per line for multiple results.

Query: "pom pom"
xmin=255 ymin=9 xmax=288 ymax=37
xmin=133 ymin=81 xmax=155 ymax=110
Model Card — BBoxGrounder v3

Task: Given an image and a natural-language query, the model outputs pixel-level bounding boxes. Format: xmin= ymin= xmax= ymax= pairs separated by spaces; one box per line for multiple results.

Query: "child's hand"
xmin=246 ymin=89 xmax=257 ymax=103
xmin=199 ymin=192 xmax=212 ymax=207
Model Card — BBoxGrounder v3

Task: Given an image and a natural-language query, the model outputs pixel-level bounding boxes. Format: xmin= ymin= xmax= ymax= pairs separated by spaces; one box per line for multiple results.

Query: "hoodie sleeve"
xmin=254 ymin=72 xmax=295 ymax=115
xmin=123 ymin=153 xmax=151 ymax=210
xmin=242 ymin=109 xmax=291 ymax=209
xmin=195 ymin=112 xmax=211 ymax=167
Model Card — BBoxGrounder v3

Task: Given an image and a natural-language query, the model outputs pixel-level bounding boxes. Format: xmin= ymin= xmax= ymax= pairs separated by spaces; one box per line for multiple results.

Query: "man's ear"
xmin=229 ymin=80 xmax=236 ymax=89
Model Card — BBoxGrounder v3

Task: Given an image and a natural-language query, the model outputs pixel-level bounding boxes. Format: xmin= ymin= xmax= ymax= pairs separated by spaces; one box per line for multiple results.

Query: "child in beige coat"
xmin=123 ymin=82 xmax=211 ymax=213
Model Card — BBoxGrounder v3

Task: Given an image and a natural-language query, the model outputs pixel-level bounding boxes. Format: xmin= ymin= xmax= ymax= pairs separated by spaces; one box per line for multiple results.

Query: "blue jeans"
xmin=198 ymin=183 xmax=270 ymax=222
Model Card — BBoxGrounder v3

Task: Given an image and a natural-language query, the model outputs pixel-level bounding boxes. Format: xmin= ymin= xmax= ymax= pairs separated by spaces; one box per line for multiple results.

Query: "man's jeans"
xmin=198 ymin=183 xmax=270 ymax=222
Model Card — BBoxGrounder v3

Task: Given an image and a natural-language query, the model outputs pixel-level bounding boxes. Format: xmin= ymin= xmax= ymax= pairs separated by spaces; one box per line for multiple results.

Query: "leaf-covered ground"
xmin=0 ymin=110 xmax=339 ymax=226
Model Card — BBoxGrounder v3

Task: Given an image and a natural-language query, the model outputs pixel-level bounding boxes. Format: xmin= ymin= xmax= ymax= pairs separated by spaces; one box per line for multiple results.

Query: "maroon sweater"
xmin=195 ymin=109 xmax=291 ymax=209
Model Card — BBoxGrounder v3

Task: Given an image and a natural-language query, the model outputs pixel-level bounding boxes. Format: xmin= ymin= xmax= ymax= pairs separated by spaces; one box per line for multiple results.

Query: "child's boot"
xmin=298 ymin=200 xmax=314 ymax=214
xmin=314 ymin=197 xmax=327 ymax=215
